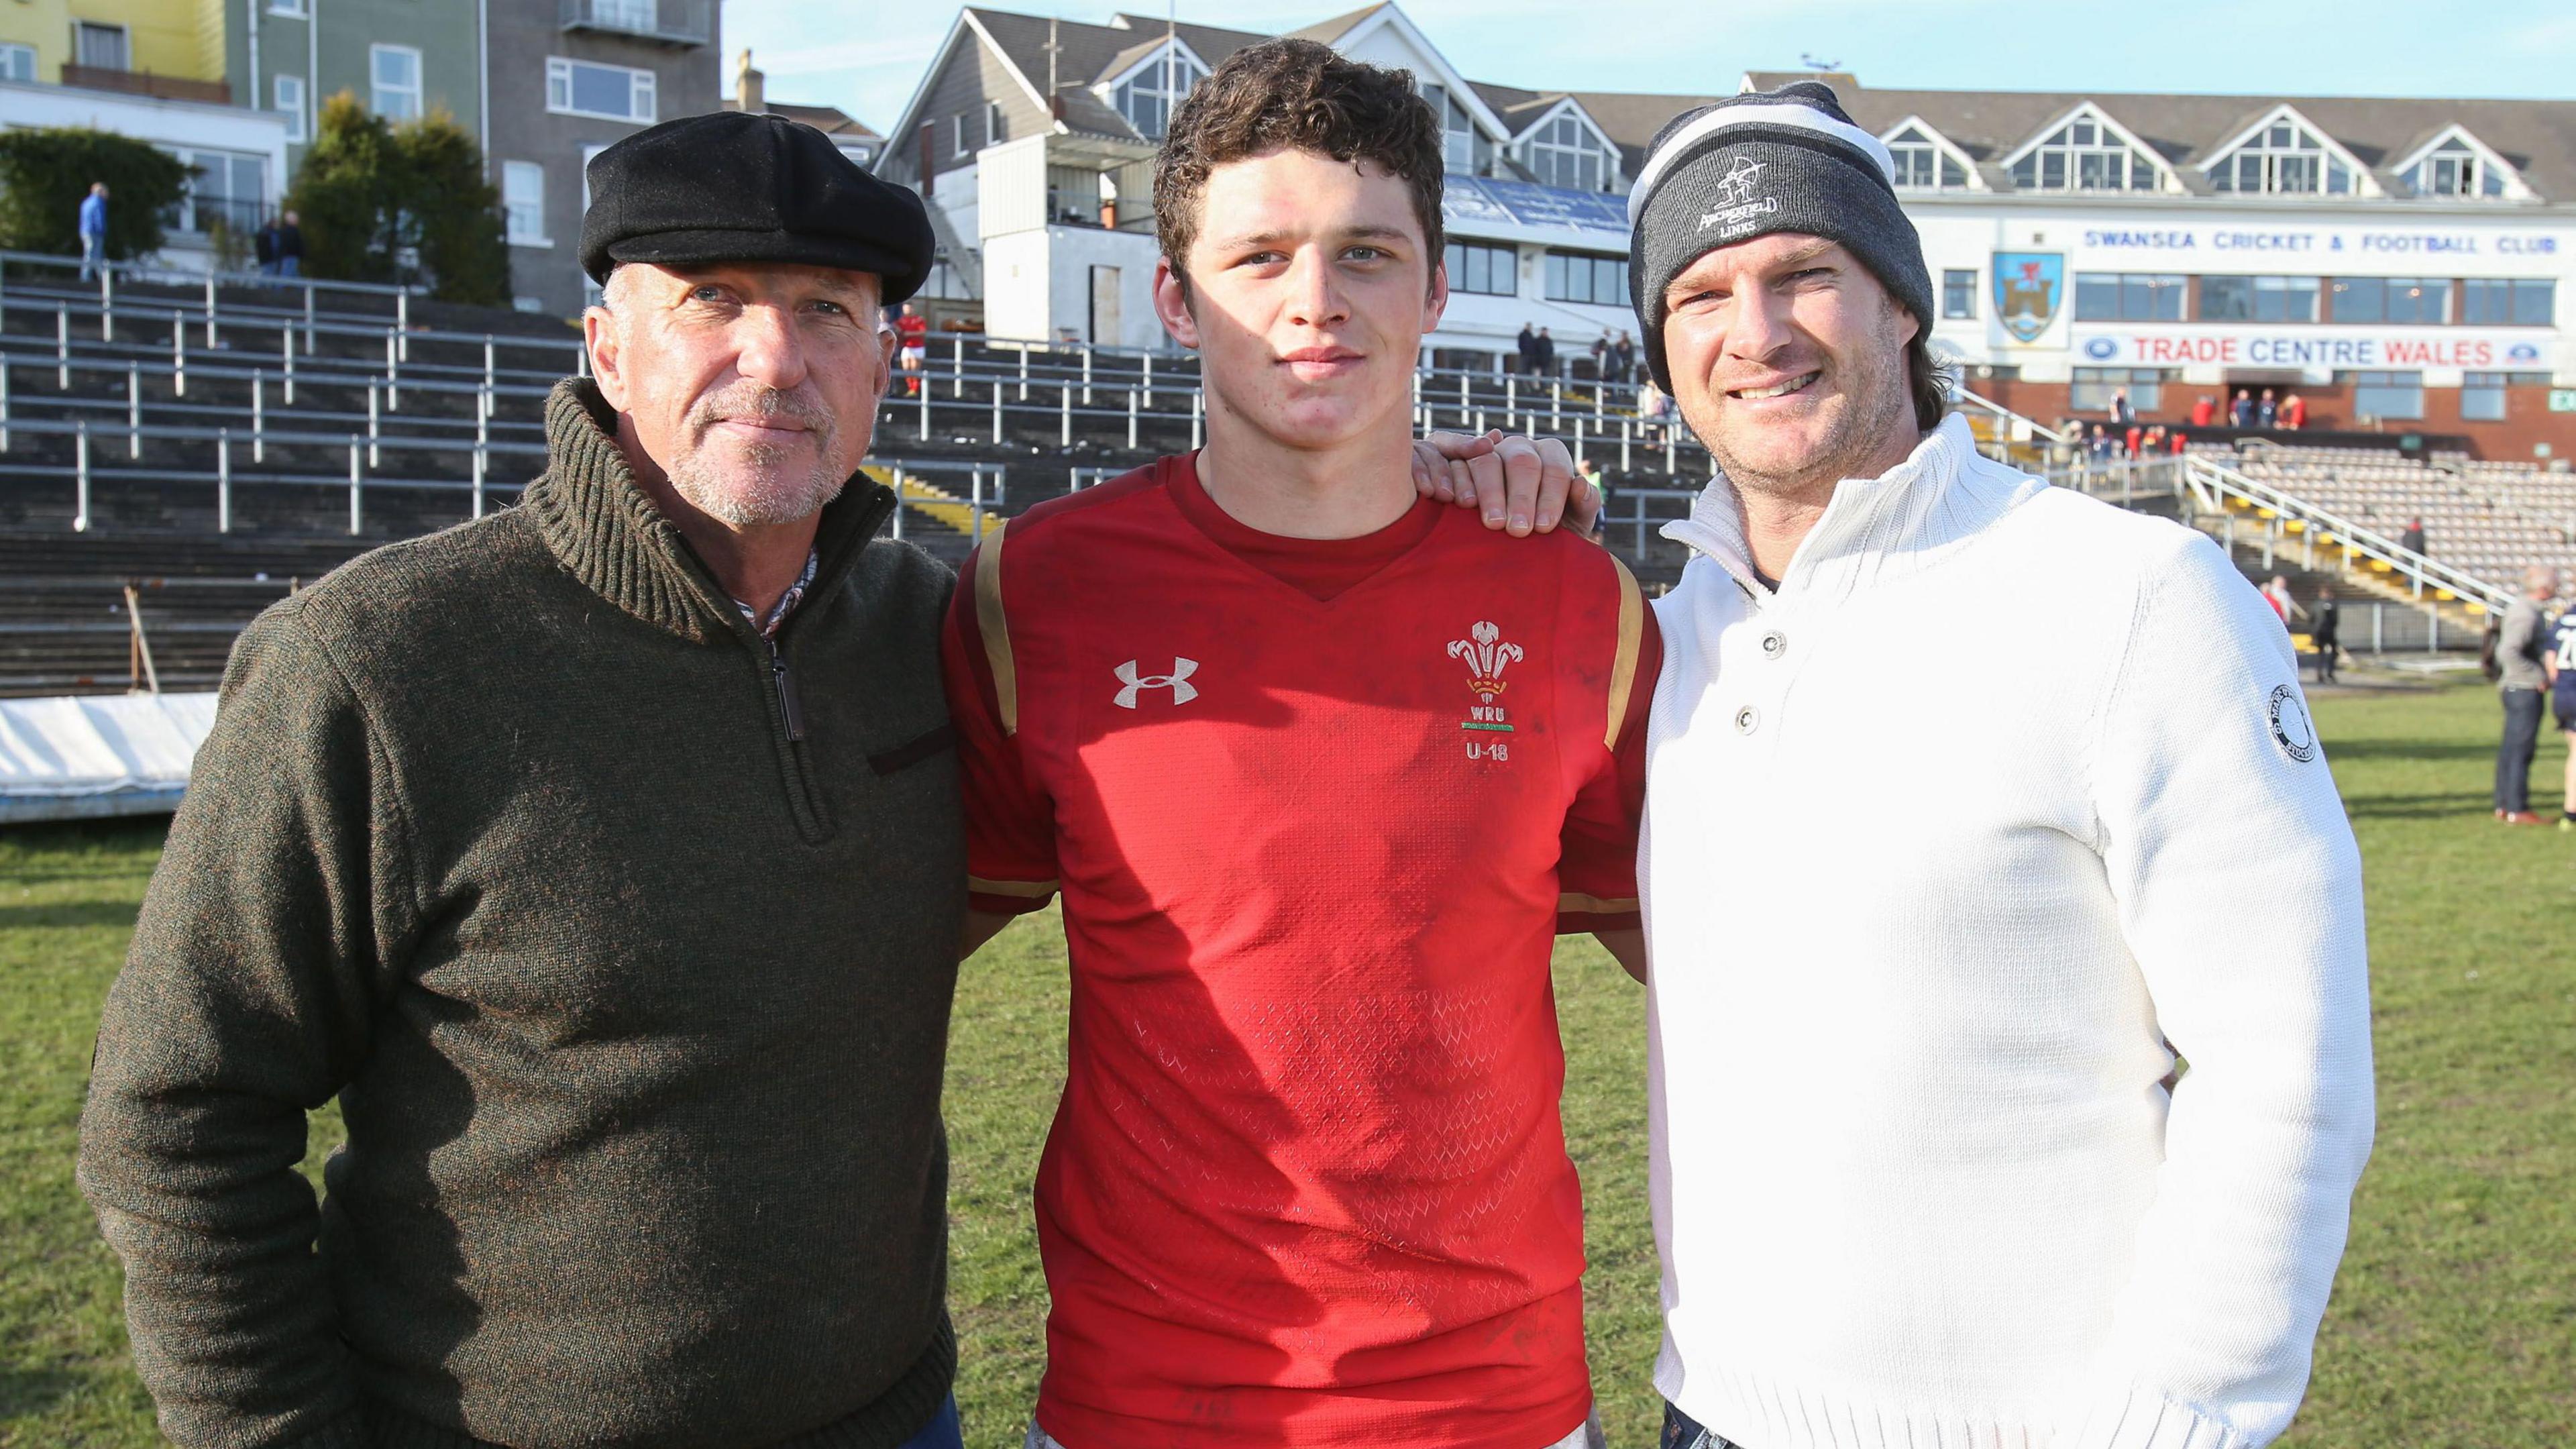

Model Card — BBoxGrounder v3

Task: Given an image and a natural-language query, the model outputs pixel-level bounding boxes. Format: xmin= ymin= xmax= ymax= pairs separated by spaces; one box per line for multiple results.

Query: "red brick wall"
xmin=1970 ymin=377 xmax=2576 ymax=463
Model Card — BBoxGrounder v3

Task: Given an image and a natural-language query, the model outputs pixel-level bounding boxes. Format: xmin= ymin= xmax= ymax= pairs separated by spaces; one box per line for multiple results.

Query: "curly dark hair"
xmin=1152 ymin=38 xmax=1444 ymax=299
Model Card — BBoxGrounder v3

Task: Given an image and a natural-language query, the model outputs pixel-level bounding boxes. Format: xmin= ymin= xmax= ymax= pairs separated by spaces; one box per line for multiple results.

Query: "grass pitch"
xmin=3 ymin=678 xmax=2569 ymax=1447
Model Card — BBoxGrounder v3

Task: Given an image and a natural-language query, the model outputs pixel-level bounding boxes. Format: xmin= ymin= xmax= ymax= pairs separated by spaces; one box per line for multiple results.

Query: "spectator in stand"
xmin=1534 ymin=325 xmax=1556 ymax=378
xmin=2281 ymin=391 xmax=2308 ymax=431
xmin=1515 ymin=322 xmax=1537 ymax=376
xmin=2231 ymin=388 xmax=2256 ymax=427
xmin=2402 ymin=517 xmax=2427 ymax=556
xmin=254 ymin=214 xmax=281 ymax=278
xmin=1589 ymin=327 xmax=1613 ymax=378
xmin=2258 ymin=388 xmax=2279 ymax=428
xmin=2109 ymin=387 xmax=2135 ymax=426
xmin=2496 ymin=565 xmax=2559 ymax=824
xmin=2311 ymin=586 xmax=2341 ymax=684
xmin=1636 ymin=376 xmax=1672 ymax=426
xmin=896 ymin=302 xmax=929 ymax=397
xmin=1576 ymin=456 xmax=1609 ymax=535
xmin=2123 ymin=423 xmax=2144 ymax=459
xmin=1612 ymin=329 xmax=1636 ymax=385
xmin=2139 ymin=424 xmax=2165 ymax=458
xmin=273 ymin=211 xmax=303 ymax=279
xmin=2261 ymin=574 xmax=2301 ymax=627
xmin=76 ymin=181 xmax=107 ymax=282
xmin=2190 ymin=394 xmax=2216 ymax=427
xmin=2086 ymin=423 xmax=2115 ymax=478
xmin=2169 ymin=429 xmax=2189 ymax=455
xmin=2548 ymin=600 xmax=2576 ymax=829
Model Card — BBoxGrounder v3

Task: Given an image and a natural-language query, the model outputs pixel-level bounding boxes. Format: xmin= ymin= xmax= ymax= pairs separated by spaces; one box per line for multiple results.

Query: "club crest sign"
xmin=1992 ymin=252 xmax=2064 ymax=344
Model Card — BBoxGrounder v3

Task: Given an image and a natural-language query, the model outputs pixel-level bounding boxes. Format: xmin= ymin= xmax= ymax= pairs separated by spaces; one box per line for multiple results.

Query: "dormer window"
xmin=2008 ymin=111 xmax=2161 ymax=193
xmin=2209 ymin=117 xmax=2355 ymax=195
xmin=1523 ymin=109 xmax=1617 ymax=193
xmin=1418 ymin=82 xmax=1483 ymax=172
xmin=1115 ymin=46 xmax=1204 ymax=141
xmin=2403 ymin=136 xmax=2511 ymax=200
xmin=1886 ymin=125 xmax=1967 ymax=191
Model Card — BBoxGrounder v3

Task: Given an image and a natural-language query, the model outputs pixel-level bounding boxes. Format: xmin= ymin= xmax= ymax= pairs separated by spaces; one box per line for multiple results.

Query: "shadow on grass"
xmin=0 ymin=900 xmax=150 ymax=932
xmin=2343 ymin=794 xmax=2502 ymax=821
xmin=2324 ymin=739 xmax=2505 ymax=763
xmin=0 ymin=1361 xmax=93 ymax=1424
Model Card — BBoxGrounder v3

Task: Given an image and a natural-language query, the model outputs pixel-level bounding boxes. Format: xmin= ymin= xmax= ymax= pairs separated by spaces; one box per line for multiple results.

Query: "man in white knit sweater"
xmin=1623 ymin=85 xmax=2375 ymax=1449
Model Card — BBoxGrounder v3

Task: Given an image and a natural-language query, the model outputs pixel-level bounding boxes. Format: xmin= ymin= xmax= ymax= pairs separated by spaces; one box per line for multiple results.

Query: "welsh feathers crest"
xmin=1448 ymin=621 xmax=1523 ymax=702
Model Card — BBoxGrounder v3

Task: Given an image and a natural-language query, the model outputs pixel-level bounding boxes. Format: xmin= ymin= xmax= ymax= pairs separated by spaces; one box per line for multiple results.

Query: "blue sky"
xmin=723 ymin=0 xmax=2576 ymax=136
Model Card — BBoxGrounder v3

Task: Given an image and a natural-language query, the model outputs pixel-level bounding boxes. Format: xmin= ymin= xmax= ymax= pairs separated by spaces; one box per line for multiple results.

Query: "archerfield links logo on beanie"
xmin=1697 ymin=156 xmax=1780 ymax=239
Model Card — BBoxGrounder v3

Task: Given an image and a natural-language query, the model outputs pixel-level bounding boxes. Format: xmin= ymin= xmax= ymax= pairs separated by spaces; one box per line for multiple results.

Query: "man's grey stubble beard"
xmin=1691 ymin=321 xmax=1915 ymax=501
xmin=669 ymin=387 xmax=856 ymax=527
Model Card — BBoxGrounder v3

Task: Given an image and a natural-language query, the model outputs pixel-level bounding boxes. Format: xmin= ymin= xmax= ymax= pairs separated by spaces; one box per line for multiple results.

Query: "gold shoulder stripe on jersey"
xmin=969 ymin=875 xmax=1060 ymax=898
xmin=1604 ymin=553 xmax=1644 ymax=752
xmin=973 ymin=519 xmax=1019 ymax=736
xmin=1560 ymin=892 xmax=1640 ymax=914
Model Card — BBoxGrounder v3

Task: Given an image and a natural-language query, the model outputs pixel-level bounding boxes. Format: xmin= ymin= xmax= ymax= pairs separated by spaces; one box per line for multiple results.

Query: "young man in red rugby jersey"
xmin=942 ymin=37 xmax=1653 ymax=1449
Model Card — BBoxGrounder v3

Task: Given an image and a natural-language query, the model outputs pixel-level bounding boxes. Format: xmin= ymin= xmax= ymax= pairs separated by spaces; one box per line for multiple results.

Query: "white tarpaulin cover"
xmin=0 ymin=692 xmax=220 ymax=822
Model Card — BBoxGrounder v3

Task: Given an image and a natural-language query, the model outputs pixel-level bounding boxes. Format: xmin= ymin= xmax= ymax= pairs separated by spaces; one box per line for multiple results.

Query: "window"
xmin=547 ymin=57 xmax=653 ymax=124
xmin=2209 ymin=117 xmax=2353 ymax=195
xmin=172 ymin=148 xmax=266 ymax=235
xmin=2462 ymin=278 xmax=2554 ymax=327
xmin=2350 ymin=371 xmax=2423 ymax=420
xmin=2332 ymin=277 xmax=2449 ymax=325
xmin=2074 ymin=272 xmax=2186 ymax=322
xmin=274 ymin=74 xmax=307 ymax=144
xmin=1419 ymin=81 xmax=1480 ymax=172
xmin=268 ymin=0 xmax=307 ymax=15
xmin=1525 ymin=112 xmax=1615 ymax=193
xmin=2198 ymin=275 xmax=2319 ymax=323
xmin=2009 ymin=111 xmax=2159 ymax=192
xmin=503 ymin=160 xmax=547 ymax=245
xmin=951 ymin=113 xmax=966 ymax=157
xmin=2406 ymin=138 xmax=2506 ymax=199
xmin=1942 ymin=268 xmax=1976 ymax=319
xmin=0 ymin=42 xmax=35 ymax=81
xmin=580 ymin=142 xmax=608 ymax=211
xmin=368 ymin=44 xmax=421 ymax=119
xmin=2071 ymin=367 xmax=2164 ymax=413
xmin=74 ymin=21 xmax=129 ymax=71
xmin=1544 ymin=250 xmax=1629 ymax=307
xmin=1115 ymin=46 xmax=1203 ymax=142
xmin=1444 ymin=240 xmax=1516 ymax=296
xmin=1888 ymin=126 xmax=1968 ymax=191
xmin=985 ymin=101 xmax=1004 ymax=148
xmin=2461 ymin=372 xmax=2511 ymax=422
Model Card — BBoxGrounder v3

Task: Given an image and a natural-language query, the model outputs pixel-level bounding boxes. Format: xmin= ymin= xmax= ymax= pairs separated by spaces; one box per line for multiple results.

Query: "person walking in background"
xmin=76 ymin=181 xmax=107 ymax=281
xmin=2402 ymin=516 xmax=2427 ymax=557
xmin=2282 ymin=390 xmax=2308 ymax=429
xmin=2496 ymin=565 xmax=2558 ymax=824
xmin=2262 ymin=574 xmax=2302 ymax=627
xmin=1613 ymin=329 xmax=1637 ymax=385
xmin=1535 ymin=325 xmax=1558 ymax=378
xmin=2547 ymin=598 xmax=2576 ymax=829
xmin=2312 ymin=585 xmax=2341 ymax=684
xmin=2258 ymin=388 xmax=2279 ymax=427
xmin=2232 ymin=388 xmax=2257 ymax=427
xmin=2192 ymin=393 xmax=2216 ymax=427
xmin=274 ymin=210 xmax=303 ymax=278
xmin=897 ymin=301 xmax=929 ymax=396
xmin=1516 ymin=321 xmax=1538 ymax=375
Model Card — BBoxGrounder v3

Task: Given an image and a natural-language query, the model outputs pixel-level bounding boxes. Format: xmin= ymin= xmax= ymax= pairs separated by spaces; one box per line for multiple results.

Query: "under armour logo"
xmin=1113 ymin=657 xmax=1199 ymax=709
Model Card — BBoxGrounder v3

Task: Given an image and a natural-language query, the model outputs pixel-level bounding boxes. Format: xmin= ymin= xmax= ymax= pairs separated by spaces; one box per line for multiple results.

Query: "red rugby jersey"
xmin=943 ymin=453 xmax=1656 ymax=1449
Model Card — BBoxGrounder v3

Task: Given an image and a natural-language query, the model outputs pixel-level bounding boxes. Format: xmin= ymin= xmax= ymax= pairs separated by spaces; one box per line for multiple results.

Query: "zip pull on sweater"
xmin=1641 ymin=418 xmax=2373 ymax=1449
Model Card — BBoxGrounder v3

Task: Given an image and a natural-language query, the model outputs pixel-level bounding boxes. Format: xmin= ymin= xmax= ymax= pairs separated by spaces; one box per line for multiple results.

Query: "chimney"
xmin=735 ymin=48 xmax=764 ymax=113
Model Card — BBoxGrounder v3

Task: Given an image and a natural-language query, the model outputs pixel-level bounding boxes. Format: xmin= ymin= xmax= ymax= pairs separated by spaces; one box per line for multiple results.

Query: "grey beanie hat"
xmin=1627 ymin=82 xmax=1933 ymax=392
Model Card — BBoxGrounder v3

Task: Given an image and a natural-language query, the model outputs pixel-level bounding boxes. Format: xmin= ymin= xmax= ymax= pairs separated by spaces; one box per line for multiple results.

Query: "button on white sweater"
xmin=1642 ymin=417 xmax=2373 ymax=1449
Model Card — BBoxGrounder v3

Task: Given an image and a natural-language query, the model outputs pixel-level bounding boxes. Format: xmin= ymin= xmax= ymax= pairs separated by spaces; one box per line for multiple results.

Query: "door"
xmin=1089 ymin=266 xmax=1122 ymax=347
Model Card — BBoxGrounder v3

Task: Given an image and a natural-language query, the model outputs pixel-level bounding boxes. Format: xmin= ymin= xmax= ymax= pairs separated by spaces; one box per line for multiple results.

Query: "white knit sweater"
xmin=1640 ymin=417 xmax=2374 ymax=1449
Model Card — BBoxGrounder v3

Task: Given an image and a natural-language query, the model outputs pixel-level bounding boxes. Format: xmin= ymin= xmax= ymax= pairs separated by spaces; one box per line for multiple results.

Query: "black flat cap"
xmin=581 ymin=111 xmax=935 ymax=301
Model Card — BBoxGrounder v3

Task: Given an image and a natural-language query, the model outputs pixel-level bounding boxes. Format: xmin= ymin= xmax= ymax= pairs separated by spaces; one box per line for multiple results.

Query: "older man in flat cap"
xmin=79 ymin=112 xmax=969 ymax=1449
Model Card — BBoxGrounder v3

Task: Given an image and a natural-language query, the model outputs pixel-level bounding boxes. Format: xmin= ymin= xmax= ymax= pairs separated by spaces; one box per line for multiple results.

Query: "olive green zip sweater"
xmin=78 ymin=380 xmax=965 ymax=1449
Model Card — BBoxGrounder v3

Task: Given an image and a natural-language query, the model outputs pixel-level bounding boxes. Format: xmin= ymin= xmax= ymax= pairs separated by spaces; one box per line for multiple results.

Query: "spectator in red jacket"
xmin=2191 ymin=395 xmax=2216 ymax=427
xmin=2281 ymin=393 xmax=2308 ymax=430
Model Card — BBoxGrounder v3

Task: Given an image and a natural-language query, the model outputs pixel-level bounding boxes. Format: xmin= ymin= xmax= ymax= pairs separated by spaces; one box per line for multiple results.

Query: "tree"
xmin=286 ymin=93 xmax=510 ymax=305
xmin=0 ymin=127 xmax=191 ymax=260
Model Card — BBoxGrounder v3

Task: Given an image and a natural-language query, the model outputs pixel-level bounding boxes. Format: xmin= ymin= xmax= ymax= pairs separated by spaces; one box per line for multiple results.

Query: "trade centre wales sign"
xmin=2074 ymin=329 xmax=2556 ymax=370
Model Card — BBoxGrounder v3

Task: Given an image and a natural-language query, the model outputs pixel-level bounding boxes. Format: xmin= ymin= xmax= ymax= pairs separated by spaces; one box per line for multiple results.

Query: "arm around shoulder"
xmin=78 ymin=603 xmax=420 ymax=1448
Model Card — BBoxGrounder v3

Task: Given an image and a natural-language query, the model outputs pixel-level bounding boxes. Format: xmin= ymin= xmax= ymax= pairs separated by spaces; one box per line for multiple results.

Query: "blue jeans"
xmin=2498 ymin=688 xmax=2544 ymax=813
xmin=1662 ymin=1401 xmax=1750 ymax=1449
xmin=900 ymin=1396 xmax=963 ymax=1449
xmin=78 ymin=233 xmax=103 ymax=280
